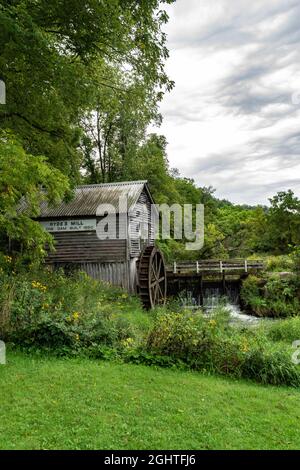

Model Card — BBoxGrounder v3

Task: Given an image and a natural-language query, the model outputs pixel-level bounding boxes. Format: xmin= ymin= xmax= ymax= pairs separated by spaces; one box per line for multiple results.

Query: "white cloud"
xmin=156 ymin=0 xmax=300 ymax=204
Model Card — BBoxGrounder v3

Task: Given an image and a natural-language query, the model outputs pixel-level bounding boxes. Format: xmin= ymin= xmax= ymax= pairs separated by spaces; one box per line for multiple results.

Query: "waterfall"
xmin=202 ymin=285 xmax=239 ymax=309
xmin=178 ymin=282 xmax=264 ymax=325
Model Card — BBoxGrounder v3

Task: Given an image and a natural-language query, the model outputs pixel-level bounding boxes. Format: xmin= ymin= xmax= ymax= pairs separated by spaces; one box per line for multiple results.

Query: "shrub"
xmin=145 ymin=311 xmax=300 ymax=387
xmin=265 ymin=255 xmax=294 ymax=272
xmin=0 ymin=268 xmax=143 ymax=355
xmin=241 ymin=348 xmax=300 ymax=387
xmin=262 ymin=317 xmax=300 ymax=344
xmin=240 ymin=274 xmax=300 ymax=317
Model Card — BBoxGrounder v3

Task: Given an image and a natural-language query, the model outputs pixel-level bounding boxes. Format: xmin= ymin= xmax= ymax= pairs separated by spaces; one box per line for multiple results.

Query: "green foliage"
xmin=0 ymin=133 xmax=69 ymax=261
xmin=0 ymin=0 xmax=179 ymax=264
xmin=0 ymin=0 xmax=174 ymax=176
xmin=1 ymin=268 xmax=300 ymax=387
xmin=265 ymin=254 xmax=295 ymax=272
xmin=292 ymin=246 xmax=300 ymax=276
xmin=0 ymin=269 xmax=142 ymax=355
xmin=181 ymin=189 xmax=300 ymax=260
xmin=145 ymin=310 xmax=300 ymax=386
xmin=241 ymin=274 xmax=300 ymax=317
xmin=262 ymin=317 xmax=300 ymax=344
xmin=240 ymin=275 xmax=267 ymax=316
xmin=240 ymin=348 xmax=300 ymax=387
xmin=266 ymin=191 xmax=300 ymax=253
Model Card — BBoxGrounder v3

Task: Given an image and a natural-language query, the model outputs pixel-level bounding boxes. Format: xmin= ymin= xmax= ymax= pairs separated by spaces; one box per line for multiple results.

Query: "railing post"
xmin=196 ymin=261 xmax=199 ymax=274
xmin=245 ymin=259 xmax=248 ymax=273
xmin=220 ymin=260 xmax=223 ymax=273
xmin=174 ymin=261 xmax=177 ymax=274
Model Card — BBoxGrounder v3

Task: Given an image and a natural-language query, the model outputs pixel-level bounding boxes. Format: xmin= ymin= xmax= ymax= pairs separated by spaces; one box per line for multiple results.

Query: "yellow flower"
xmin=4 ymin=255 xmax=12 ymax=263
xmin=72 ymin=312 xmax=80 ymax=321
xmin=121 ymin=337 xmax=134 ymax=348
xmin=75 ymin=334 xmax=80 ymax=342
xmin=31 ymin=281 xmax=47 ymax=291
xmin=209 ymin=319 xmax=217 ymax=327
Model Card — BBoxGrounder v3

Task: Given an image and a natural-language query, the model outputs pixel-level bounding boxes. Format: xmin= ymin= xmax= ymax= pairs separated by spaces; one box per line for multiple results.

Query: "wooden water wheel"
xmin=138 ymin=246 xmax=167 ymax=309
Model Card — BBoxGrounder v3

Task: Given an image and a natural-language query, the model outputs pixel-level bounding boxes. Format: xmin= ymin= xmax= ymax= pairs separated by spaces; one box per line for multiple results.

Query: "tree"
xmin=0 ymin=0 xmax=174 ymax=179
xmin=81 ymin=68 xmax=162 ymax=183
xmin=0 ymin=1 xmax=175 ymax=262
xmin=267 ymin=190 xmax=300 ymax=253
xmin=0 ymin=132 xmax=69 ymax=262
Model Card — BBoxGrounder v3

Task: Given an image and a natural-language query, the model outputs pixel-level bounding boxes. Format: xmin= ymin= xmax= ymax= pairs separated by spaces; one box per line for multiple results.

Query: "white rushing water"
xmin=221 ymin=303 xmax=264 ymax=325
xmin=202 ymin=300 xmax=264 ymax=325
xmin=181 ymin=287 xmax=268 ymax=326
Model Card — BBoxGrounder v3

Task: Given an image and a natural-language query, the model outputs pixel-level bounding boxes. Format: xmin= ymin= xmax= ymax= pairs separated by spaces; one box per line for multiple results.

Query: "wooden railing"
xmin=167 ymin=259 xmax=264 ymax=275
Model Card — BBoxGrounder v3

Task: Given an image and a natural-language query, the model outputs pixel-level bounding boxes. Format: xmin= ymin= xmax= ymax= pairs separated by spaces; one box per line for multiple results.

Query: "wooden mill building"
xmin=37 ymin=181 xmax=166 ymax=303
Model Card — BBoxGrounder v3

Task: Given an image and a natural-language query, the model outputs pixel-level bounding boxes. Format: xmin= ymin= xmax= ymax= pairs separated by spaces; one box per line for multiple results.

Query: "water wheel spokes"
xmin=138 ymin=246 xmax=167 ymax=309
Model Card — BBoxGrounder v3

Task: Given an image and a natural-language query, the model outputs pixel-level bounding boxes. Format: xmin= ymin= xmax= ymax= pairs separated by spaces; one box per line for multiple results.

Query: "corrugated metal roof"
xmin=37 ymin=181 xmax=150 ymax=218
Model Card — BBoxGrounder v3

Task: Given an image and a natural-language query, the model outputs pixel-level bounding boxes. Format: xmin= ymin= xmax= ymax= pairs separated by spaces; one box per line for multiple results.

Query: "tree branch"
xmin=0 ymin=112 xmax=64 ymax=137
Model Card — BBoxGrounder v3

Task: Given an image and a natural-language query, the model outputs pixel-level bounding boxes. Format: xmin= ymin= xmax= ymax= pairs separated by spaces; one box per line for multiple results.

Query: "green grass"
xmin=1 ymin=351 xmax=300 ymax=450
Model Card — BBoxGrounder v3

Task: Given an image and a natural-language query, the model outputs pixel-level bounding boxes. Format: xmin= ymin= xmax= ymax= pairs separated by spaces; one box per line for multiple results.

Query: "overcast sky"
xmin=157 ymin=0 xmax=300 ymax=205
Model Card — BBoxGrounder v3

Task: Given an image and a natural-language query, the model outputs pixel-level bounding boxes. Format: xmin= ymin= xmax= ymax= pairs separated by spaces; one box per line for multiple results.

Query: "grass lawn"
xmin=1 ymin=351 xmax=300 ymax=450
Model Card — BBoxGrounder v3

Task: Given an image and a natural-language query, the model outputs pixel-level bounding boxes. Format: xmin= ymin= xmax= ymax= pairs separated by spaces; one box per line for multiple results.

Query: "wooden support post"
xmin=174 ymin=261 xmax=177 ymax=274
xmin=244 ymin=259 xmax=248 ymax=273
xmin=196 ymin=261 xmax=199 ymax=274
xmin=222 ymin=272 xmax=226 ymax=296
xmin=220 ymin=260 xmax=223 ymax=273
xmin=199 ymin=274 xmax=204 ymax=306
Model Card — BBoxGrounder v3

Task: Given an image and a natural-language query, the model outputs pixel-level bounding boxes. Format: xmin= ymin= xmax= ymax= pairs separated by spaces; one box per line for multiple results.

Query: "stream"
xmin=180 ymin=285 xmax=267 ymax=326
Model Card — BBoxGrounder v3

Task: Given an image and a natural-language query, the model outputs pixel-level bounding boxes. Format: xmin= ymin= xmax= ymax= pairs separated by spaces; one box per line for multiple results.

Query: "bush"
xmin=292 ymin=247 xmax=300 ymax=277
xmin=240 ymin=275 xmax=268 ymax=316
xmin=240 ymin=274 xmax=300 ymax=317
xmin=265 ymin=255 xmax=294 ymax=272
xmin=241 ymin=348 xmax=300 ymax=387
xmin=0 ymin=268 xmax=144 ymax=355
xmin=145 ymin=311 xmax=300 ymax=387
xmin=262 ymin=317 xmax=300 ymax=344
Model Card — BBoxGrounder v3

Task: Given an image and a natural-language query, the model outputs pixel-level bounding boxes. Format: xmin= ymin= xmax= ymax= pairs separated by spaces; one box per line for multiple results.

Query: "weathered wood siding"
xmin=80 ymin=262 xmax=130 ymax=290
xmin=46 ymin=231 xmax=127 ymax=263
xmin=129 ymin=189 xmax=155 ymax=258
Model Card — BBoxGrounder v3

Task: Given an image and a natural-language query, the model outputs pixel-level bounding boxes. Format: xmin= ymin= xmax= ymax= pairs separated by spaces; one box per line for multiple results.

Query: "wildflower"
xmin=4 ymin=255 xmax=12 ymax=263
xmin=241 ymin=340 xmax=249 ymax=353
xmin=121 ymin=337 xmax=134 ymax=348
xmin=75 ymin=333 xmax=80 ymax=342
xmin=72 ymin=312 xmax=80 ymax=321
xmin=209 ymin=319 xmax=217 ymax=327
xmin=31 ymin=281 xmax=47 ymax=292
